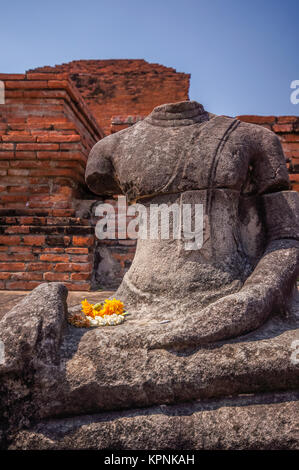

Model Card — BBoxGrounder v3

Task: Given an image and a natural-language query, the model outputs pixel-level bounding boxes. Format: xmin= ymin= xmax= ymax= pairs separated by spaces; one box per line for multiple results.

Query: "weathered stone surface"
xmin=0 ymin=282 xmax=68 ymax=447
xmin=86 ymin=100 xmax=299 ymax=344
xmin=21 ymin=291 xmax=299 ymax=418
xmin=0 ymin=289 xmax=114 ymax=321
xmin=1 ymin=282 xmax=299 ymax=449
xmin=9 ymin=392 xmax=299 ymax=450
xmin=0 ymin=282 xmax=67 ymax=373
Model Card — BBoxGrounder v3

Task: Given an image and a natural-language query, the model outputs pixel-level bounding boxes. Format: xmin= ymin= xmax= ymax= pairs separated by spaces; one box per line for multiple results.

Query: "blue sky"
xmin=0 ymin=0 xmax=298 ymax=116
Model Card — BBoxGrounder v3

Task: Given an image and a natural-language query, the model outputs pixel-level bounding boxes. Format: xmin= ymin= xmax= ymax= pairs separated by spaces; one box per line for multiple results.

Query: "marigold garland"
xmin=68 ymin=298 xmax=127 ymax=328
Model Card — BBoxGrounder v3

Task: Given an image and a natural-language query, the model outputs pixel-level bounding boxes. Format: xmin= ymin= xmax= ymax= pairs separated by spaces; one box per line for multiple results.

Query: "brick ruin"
xmin=0 ymin=60 xmax=298 ymax=290
xmin=30 ymin=60 xmax=190 ymax=135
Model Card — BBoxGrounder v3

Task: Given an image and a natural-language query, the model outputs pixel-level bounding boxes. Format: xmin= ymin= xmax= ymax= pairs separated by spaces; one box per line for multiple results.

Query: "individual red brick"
xmin=47 ymin=80 xmax=69 ymax=89
xmin=71 ymin=262 xmax=93 ymax=272
xmin=272 ymin=123 xmax=293 ymax=133
xmin=41 ymin=247 xmax=65 ymax=253
xmin=70 ymin=255 xmax=91 ymax=262
xmin=45 ymin=216 xmax=70 ymax=225
xmin=5 ymin=80 xmax=48 ymax=89
xmin=43 ymin=272 xmax=69 ymax=281
xmin=4 ymin=91 xmax=24 ymax=100
xmin=0 ymin=152 xmax=14 ymax=159
xmin=283 ymin=142 xmax=299 ymax=150
xmin=27 ymin=116 xmax=66 ymax=126
xmin=40 ymin=253 xmax=69 ymax=262
xmin=37 ymin=134 xmax=80 ymax=143
xmin=70 ymin=272 xmax=90 ymax=281
xmin=23 ymin=235 xmax=46 ymax=246
xmin=0 ymin=252 xmax=34 ymax=261
xmin=54 ymin=122 xmax=76 ymax=130
xmin=54 ymin=262 xmax=92 ymax=272
xmin=2 ymin=133 xmax=36 ymax=142
xmin=4 ymin=217 xmax=17 ymax=223
xmin=73 ymin=235 xmax=94 ymax=246
xmin=36 ymin=151 xmax=60 ymax=159
xmin=65 ymin=247 xmax=89 ymax=254
xmin=280 ymin=134 xmax=299 ymax=142
xmin=0 ymin=195 xmax=28 ymax=203
xmin=0 ymin=262 xmax=25 ymax=271
xmin=18 ymin=217 xmax=33 ymax=224
xmin=45 ymin=235 xmax=71 ymax=247
xmin=0 ymin=73 xmax=25 ymax=80
xmin=36 ymin=151 xmax=84 ymax=162
xmin=29 ymin=186 xmax=49 ymax=195
xmin=60 ymin=143 xmax=83 ymax=150
xmin=53 ymin=262 xmax=72 ymax=272
xmin=16 ymin=143 xmax=59 ymax=151
xmin=28 ymin=169 xmax=79 ymax=178
xmin=10 ymin=246 xmax=32 ymax=253
xmin=237 ymin=116 xmax=277 ymax=125
xmin=26 ymin=73 xmax=68 ymax=80
xmin=7 ymin=169 xmax=30 ymax=176
xmin=23 ymin=90 xmax=66 ymax=99
xmin=53 ymin=161 xmax=85 ymax=170
xmin=0 ymin=235 xmax=21 ymax=245
xmin=6 ymin=281 xmax=40 ymax=290
xmin=5 ymin=225 xmax=29 ymax=234
xmin=11 ymin=272 xmax=43 ymax=281
xmin=27 ymin=262 xmax=53 ymax=271
xmin=0 ymin=272 xmax=12 ymax=280
xmin=277 ymin=116 xmax=298 ymax=123
xmin=9 ymin=160 xmax=40 ymax=169
xmin=52 ymin=209 xmax=76 ymax=217
xmin=8 ymin=185 xmax=30 ymax=193
xmin=0 ymin=144 xmax=14 ymax=151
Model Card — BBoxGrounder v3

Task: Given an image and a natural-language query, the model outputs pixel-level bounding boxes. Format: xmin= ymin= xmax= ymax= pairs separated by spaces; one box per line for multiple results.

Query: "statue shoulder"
xmin=236 ymin=119 xmax=281 ymax=147
xmin=89 ymin=131 xmax=121 ymax=159
xmin=235 ymin=121 xmax=290 ymax=194
xmin=85 ymin=132 xmax=125 ymax=196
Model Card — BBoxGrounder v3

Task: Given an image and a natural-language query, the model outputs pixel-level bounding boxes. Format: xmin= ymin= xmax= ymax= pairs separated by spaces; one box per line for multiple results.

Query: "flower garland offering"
xmin=68 ymin=298 xmax=127 ymax=328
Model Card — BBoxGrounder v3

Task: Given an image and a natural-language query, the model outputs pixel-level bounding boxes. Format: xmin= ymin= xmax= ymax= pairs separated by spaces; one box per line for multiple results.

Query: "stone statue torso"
xmin=86 ymin=101 xmax=290 ymax=313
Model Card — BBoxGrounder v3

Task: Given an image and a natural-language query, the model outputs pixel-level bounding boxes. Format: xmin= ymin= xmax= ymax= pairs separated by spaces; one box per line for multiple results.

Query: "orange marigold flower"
xmin=81 ymin=299 xmax=95 ymax=318
xmin=81 ymin=297 xmax=125 ymax=320
xmin=97 ymin=298 xmax=124 ymax=317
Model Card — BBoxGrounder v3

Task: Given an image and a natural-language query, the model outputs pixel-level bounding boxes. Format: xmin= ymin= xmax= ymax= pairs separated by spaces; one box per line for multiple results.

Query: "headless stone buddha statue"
xmin=1 ymin=101 xmax=299 ymax=449
xmin=86 ymin=100 xmax=299 ymax=349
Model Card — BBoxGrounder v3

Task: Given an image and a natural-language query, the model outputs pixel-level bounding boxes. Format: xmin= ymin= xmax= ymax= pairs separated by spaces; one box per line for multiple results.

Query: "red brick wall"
xmin=0 ymin=73 xmax=103 ymax=290
xmin=29 ymin=60 xmax=190 ymax=135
